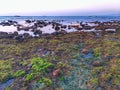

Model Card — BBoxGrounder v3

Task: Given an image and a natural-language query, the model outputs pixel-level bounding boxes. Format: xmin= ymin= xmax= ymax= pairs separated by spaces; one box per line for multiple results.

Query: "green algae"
xmin=0 ymin=59 xmax=14 ymax=83
xmin=25 ymin=57 xmax=54 ymax=81
xmin=0 ymin=32 xmax=120 ymax=89
xmin=14 ymin=70 xmax=26 ymax=77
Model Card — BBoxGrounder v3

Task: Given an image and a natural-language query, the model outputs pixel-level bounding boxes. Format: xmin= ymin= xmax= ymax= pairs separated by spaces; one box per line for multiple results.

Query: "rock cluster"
xmin=0 ymin=20 xmax=120 ymax=42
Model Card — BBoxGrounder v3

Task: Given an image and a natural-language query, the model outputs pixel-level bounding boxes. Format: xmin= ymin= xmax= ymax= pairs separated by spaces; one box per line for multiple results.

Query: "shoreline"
xmin=0 ymin=19 xmax=120 ymax=41
xmin=0 ymin=19 xmax=120 ymax=90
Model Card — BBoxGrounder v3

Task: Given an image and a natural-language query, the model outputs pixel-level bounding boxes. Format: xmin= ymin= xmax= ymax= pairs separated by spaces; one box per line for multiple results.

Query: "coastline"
xmin=0 ymin=19 xmax=120 ymax=40
xmin=0 ymin=18 xmax=120 ymax=90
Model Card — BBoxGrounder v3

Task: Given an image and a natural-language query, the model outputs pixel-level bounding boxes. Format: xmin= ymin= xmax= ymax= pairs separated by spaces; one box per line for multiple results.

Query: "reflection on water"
xmin=0 ymin=79 xmax=14 ymax=90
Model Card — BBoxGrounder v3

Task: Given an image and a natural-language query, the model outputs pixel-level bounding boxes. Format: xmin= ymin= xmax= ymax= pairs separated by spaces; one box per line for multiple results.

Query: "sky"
xmin=0 ymin=0 xmax=120 ymax=16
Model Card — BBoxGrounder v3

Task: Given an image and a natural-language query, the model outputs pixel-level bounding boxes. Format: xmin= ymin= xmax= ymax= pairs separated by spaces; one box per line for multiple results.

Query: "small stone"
xmin=82 ymin=49 xmax=88 ymax=54
xmin=92 ymin=61 xmax=101 ymax=67
xmin=52 ymin=69 xmax=60 ymax=76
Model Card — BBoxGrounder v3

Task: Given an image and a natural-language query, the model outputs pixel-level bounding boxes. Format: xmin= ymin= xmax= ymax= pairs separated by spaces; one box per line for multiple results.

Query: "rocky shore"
xmin=0 ymin=19 xmax=120 ymax=90
xmin=0 ymin=20 xmax=120 ymax=41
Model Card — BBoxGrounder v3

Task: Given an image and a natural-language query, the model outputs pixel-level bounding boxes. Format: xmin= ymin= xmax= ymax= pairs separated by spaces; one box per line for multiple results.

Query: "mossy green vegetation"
xmin=6 ymin=86 xmax=12 ymax=90
xmin=25 ymin=57 xmax=54 ymax=82
xmin=0 ymin=32 xmax=120 ymax=89
xmin=0 ymin=59 xmax=14 ymax=82
xmin=32 ymin=57 xmax=53 ymax=72
xmin=25 ymin=73 xmax=34 ymax=81
xmin=14 ymin=70 xmax=26 ymax=77
xmin=39 ymin=77 xmax=52 ymax=86
xmin=90 ymin=78 xmax=98 ymax=85
xmin=85 ymin=34 xmax=120 ymax=90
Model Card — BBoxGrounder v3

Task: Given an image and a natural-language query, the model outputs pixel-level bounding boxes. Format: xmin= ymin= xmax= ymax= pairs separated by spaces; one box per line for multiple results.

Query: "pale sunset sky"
xmin=0 ymin=0 xmax=120 ymax=16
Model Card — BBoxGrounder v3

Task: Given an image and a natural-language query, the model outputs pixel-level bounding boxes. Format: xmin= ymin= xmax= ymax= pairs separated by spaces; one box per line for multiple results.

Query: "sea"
xmin=0 ymin=16 xmax=120 ymax=22
xmin=0 ymin=16 xmax=120 ymax=34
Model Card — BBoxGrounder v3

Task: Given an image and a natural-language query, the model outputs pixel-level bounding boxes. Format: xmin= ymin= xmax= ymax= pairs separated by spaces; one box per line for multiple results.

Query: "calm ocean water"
xmin=0 ymin=16 xmax=120 ymax=22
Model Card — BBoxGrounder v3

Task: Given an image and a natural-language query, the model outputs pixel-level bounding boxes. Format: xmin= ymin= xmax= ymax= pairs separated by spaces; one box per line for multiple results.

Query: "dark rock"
xmin=59 ymin=30 xmax=67 ymax=34
xmin=51 ymin=32 xmax=59 ymax=35
xmin=8 ymin=33 xmax=15 ymax=38
xmin=52 ymin=22 xmax=62 ymax=29
xmin=68 ymin=26 xmax=71 ymax=29
xmin=23 ymin=33 xmax=31 ymax=39
xmin=55 ymin=26 xmax=60 ymax=31
xmin=25 ymin=20 xmax=31 ymax=23
xmin=61 ymin=25 xmax=67 ymax=29
xmin=17 ymin=25 xmax=31 ymax=31
xmin=14 ymin=35 xmax=24 ymax=42
xmin=13 ymin=31 xmax=18 ymax=36
xmin=0 ymin=21 xmax=10 ymax=26
xmin=35 ymin=20 xmax=48 ymax=27
xmin=39 ymin=25 xmax=44 ymax=28
xmin=0 ymin=20 xmax=17 ymax=26
xmin=33 ymin=30 xmax=42 ymax=35
xmin=8 ymin=20 xmax=18 ymax=25
xmin=0 ymin=32 xmax=9 ymax=38
xmin=77 ymin=27 xmax=83 ymax=30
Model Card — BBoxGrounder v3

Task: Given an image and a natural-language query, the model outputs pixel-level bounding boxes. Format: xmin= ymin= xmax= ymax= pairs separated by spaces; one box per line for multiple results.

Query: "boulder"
xmin=61 ymin=25 xmax=67 ymax=29
xmin=55 ymin=26 xmax=60 ymax=31
xmin=8 ymin=33 xmax=15 ymax=38
xmin=0 ymin=22 xmax=10 ymax=26
xmin=14 ymin=35 xmax=24 ymax=42
xmin=0 ymin=20 xmax=17 ymax=26
xmin=13 ymin=31 xmax=18 ymax=36
xmin=25 ymin=20 xmax=32 ymax=23
xmin=77 ymin=27 xmax=83 ymax=30
xmin=17 ymin=25 xmax=30 ymax=31
xmin=33 ymin=30 xmax=42 ymax=35
xmin=23 ymin=33 xmax=31 ymax=39
xmin=8 ymin=20 xmax=18 ymax=25
xmin=0 ymin=32 xmax=9 ymax=38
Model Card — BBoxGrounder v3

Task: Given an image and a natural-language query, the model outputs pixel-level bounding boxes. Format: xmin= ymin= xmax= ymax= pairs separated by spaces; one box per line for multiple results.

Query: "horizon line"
xmin=0 ymin=15 xmax=120 ymax=16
